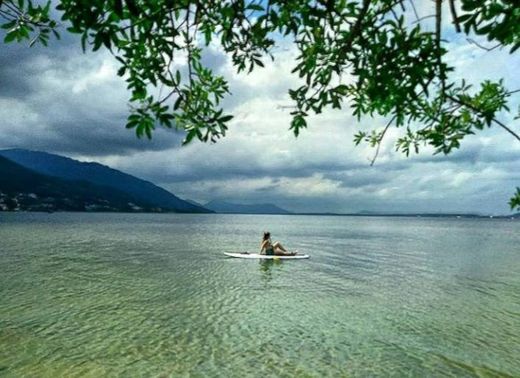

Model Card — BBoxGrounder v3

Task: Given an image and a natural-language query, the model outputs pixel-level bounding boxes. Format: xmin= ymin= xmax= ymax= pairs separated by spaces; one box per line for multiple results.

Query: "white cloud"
xmin=72 ymin=59 xmax=118 ymax=94
xmin=90 ymin=37 xmax=519 ymax=214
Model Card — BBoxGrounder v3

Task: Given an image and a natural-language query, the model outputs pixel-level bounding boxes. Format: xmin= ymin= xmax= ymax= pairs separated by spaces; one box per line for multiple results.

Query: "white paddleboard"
xmin=224 ymin=252 xmax=309 ymax=259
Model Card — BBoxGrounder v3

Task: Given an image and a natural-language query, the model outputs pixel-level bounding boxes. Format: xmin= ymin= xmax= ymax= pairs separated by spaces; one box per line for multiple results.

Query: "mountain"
xmin=0 ymin=156 xmax=161 ymax=212
xmin=497 ymin=212 xmax=520 ymax=219
xmin=185 ymin=199 xmax=206 ymax=208
xmin=0 ymin=149 xmax=211 ymax=213
xmin=204 ymin=200 xmax=291 ymax=214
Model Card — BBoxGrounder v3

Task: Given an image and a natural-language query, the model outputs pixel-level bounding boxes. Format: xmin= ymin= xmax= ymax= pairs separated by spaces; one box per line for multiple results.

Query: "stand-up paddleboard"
xmin=224 ymin=252 xmax=309 ymax=259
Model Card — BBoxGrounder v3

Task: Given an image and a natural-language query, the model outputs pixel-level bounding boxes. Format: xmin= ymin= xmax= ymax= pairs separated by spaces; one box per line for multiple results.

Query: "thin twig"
xmin=390 ymin=7 xmax=399 ymax=21
xmin=412 ymin=14 xmax=435 ymax=24
xmin=492 ymin=119 xmax=520 ymax=142
xmin=185 ymin=5 xmax=194 ymax=89
xmin=466 ymin=38 xmax=501 ymax=52
xmin=435 ymin=0 xmax=445 ymax=95
xmin=408 ymin=0 xmax=420 ymax=21
xmin=120 ymin=7 xmax=181 ymax=31
xmin=0 ymin=9 xmax=17 ymax=20
xmin=158 ymin=89 xmax=176 ymax=105
xmin=370 ymin=115 xmax=396 ymax=166
xmin=3 ymin=1 xmax=21 ymax=15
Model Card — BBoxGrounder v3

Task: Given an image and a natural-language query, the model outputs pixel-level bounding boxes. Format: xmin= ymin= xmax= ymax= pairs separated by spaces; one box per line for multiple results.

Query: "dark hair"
xmin=263 ymin=232 xmax=270 ymax=241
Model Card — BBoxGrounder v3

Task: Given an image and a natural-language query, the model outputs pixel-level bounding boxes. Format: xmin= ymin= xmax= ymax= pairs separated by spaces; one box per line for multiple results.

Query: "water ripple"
xmin=1 ymin=213 xmax=519 ymax=376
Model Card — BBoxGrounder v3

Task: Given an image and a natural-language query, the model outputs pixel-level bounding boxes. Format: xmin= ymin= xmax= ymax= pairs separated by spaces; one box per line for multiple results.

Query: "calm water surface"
xmin=0 ymin=213 xmax=519 ymax=377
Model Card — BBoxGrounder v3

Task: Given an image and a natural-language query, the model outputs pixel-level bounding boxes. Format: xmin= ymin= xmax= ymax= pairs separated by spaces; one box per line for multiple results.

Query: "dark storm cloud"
xmin=130 ymin=155 xmax=368 ymax=184
xmin=0 ymin=42 xmax=53 ymax=99
xmin=7 ymin=118 xmax=183 ymax=156
xmin=0 ymin=49 xmax=34 ymax=98
xmin=0 ymin=29 xmax=187 ymax=156
xmin=0 ymin=26 xmax=82 ymax=96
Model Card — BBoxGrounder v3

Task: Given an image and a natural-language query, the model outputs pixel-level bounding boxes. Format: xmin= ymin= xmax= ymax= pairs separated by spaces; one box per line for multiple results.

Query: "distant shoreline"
xmin=1 ymin=210 xmax=517 ymax=219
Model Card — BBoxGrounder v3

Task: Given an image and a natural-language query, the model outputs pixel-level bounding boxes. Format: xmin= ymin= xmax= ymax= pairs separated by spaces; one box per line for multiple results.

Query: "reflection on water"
xmin=258 ymin=259 xmax=283 ymax=282
xmin=0 ymin=213 xmax=519 ymax=376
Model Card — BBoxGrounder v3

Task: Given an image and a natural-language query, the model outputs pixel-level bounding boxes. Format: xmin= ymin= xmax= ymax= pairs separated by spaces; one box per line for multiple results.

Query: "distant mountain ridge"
xmin=0 ymin=149 xmax=211 ymax=213
xmin=0 ymin=155 xmax=160 ymax=212
xmin=185 ymin=199 xmax=206 ymax=208
xmin=204 ymin=199 xmax=291 ymax=214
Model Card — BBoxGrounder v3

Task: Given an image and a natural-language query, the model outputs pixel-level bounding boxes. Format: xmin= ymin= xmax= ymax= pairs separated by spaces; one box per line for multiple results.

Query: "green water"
xmin=0 ymin=213 xmax=519 ymax=377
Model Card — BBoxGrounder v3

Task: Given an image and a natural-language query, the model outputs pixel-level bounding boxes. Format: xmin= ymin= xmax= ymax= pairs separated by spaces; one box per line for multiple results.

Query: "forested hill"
xmin=0 ymin=155 xmax=163 ymax=212
xmin=0 ymin=149 xmax=211 ymax=213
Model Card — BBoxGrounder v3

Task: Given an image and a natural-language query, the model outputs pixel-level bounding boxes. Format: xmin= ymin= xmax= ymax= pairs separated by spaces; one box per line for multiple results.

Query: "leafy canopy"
xmin=1 ymin=0 xmax=519 ymax=209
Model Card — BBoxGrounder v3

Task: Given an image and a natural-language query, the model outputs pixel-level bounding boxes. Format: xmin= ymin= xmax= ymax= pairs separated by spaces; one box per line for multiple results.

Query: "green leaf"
xmin=173 ymin=96 xmax=183 ymax=111
xmin=1 ymin=21 xmax=16 ymax=30
xmin=219 ymin=114 xmax=233 ymax=123
xmin=335 ymin=85 xmax=349 ymax=95
xmin=509 ymin=188 xmax=520 ymax=210
xmin=4 ymin=31 xmax=17 ymax=43
xmin=183 ymin=129 xmax=198 ymax=145
xmin=246 ymin=4 xmax=264 ymax=11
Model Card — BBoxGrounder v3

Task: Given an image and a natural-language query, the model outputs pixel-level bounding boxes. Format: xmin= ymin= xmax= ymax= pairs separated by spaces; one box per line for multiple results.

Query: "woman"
xmin=260 ymin=231 xmax=296 ymax=256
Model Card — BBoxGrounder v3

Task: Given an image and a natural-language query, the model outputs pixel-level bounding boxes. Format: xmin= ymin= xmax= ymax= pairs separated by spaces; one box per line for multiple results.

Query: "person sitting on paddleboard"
xmin=260 ymin=232 xmax=296 ymax=256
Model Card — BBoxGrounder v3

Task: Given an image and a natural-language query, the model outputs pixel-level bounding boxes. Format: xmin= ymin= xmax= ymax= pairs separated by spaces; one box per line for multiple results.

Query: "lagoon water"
xmin=0 ymin=213 xmax=519 ymax=377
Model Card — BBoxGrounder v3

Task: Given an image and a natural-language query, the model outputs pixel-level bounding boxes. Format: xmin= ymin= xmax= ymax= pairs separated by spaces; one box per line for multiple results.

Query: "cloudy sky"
xmin=1 ymin=2 xmax=519 ymax=214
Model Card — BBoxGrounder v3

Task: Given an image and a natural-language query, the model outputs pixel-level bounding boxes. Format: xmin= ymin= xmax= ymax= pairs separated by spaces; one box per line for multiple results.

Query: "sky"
xmin=1 ymin=2 xmax=519 ymax=214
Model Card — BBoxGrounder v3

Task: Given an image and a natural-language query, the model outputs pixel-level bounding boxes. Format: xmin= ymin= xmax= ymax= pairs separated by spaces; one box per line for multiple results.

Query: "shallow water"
xmin=0 ymin=213 xmax=519 ymax=377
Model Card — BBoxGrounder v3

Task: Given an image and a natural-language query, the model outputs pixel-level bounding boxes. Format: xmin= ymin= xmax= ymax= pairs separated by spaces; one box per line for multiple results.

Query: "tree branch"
xmin=3 ymin=1 xmax=21 ymax=16
xmin=0 ymin=9 xmax=17 ymax=20
xmin=447 ymin=94 xmax=520 ymax=142
xmin=492 ymin=119 xmax=520 ymax=142
xmin=412 ymin=14 xmax=435 ymax=24
xmin=448 ymin=0 xmax=461 ymax=32
xmin=466 ymin=38 xmax=501 ymax=52
xmin=436 ymin=0 xmax=445 ymax=94
xmin=340 ymin=0 xmax=371 ymax=54
xmin=408 ymin=0 xmax=420 ymax=21
xmin=370 ymin=115 xmax=396 ymax=166
xmin=185 ymin=5 xmax=193 ymax=89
